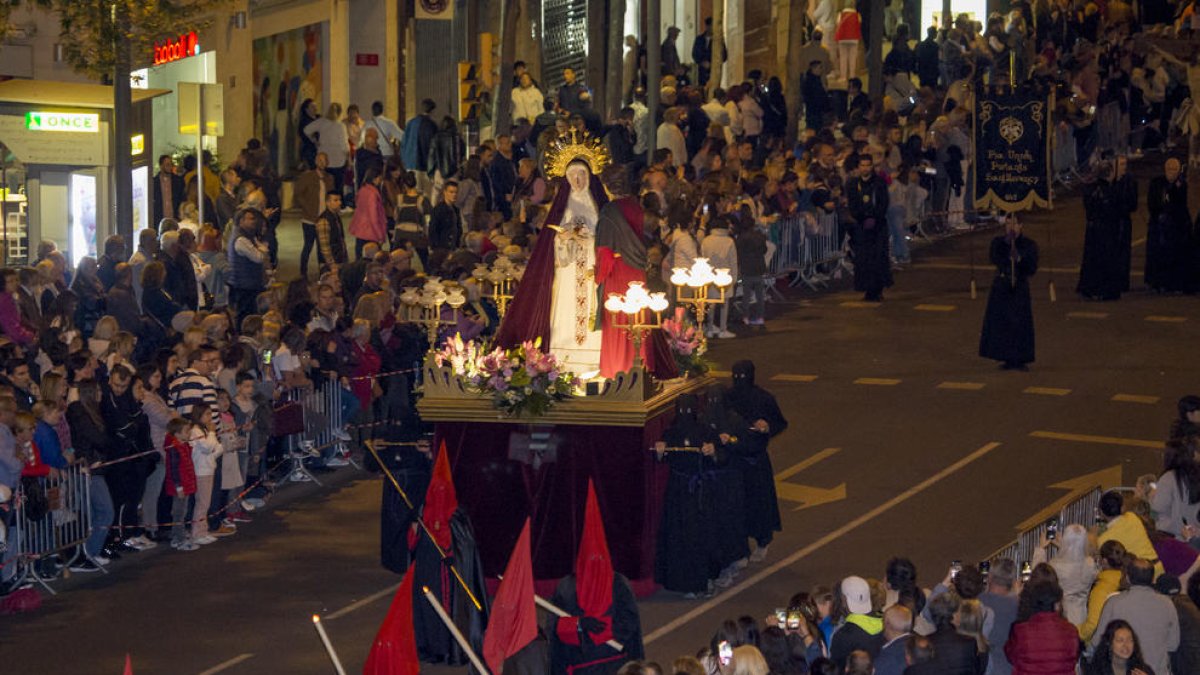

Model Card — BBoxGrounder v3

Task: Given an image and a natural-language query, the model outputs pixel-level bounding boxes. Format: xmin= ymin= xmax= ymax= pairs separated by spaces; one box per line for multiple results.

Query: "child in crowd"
xmin=162 ymin=417 xmax=197 ymax=551
xmin=216 ymin=390 xmax=250 ymax=524
xmin=232 ymin=371 xmax=264 ymax=508
xmin=188 ymin=404 xmax=224 ymax=546
xmin=31 ymin=401 xmax=68 ymax=473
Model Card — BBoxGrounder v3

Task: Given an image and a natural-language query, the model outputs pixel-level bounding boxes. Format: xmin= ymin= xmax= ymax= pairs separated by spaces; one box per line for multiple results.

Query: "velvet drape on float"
xmin=436 ymin=416 xmax=673 ymax=595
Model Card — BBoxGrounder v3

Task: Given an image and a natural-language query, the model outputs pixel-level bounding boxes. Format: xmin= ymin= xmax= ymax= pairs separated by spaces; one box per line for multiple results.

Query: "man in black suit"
xmin=152 ymin=154 xmax=185 ymax=226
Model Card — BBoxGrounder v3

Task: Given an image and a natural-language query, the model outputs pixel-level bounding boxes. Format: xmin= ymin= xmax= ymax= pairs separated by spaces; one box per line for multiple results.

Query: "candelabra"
xmin=471 ymin=258 xmax=525 ymax=319
xmin=603 ymin=282 xmax=670 ymax=369
xmin=397 ymin=277 xmax=467 ymax=348
xmin=669 ymin=258 xmax=734 ymax=354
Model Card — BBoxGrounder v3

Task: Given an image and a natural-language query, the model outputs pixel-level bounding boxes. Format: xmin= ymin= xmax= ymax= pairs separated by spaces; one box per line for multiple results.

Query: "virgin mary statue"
xmin=494 ymin=134 xmax=610 ymax=377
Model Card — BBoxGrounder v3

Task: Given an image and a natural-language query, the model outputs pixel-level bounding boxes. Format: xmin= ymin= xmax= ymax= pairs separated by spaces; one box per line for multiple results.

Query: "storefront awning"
xmin=0 ymin=79 xmax=171 ymax=108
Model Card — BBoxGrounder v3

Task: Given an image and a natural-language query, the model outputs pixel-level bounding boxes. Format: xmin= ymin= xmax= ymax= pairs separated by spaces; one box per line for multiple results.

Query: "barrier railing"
xmin=279 ymin=378 xmax=356 ymax=485
xmin=11 ymin=462 xmax=96 ymax=594
xmin=769 ymin=211 xmax=849 ymax=291
xmin=986 ymin=487 xmax=1103 ymax=568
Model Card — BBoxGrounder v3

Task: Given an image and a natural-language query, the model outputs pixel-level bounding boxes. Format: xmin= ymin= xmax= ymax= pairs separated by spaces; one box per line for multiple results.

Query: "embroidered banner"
xmin=974 ymin=88 xmax=1052 ymax=212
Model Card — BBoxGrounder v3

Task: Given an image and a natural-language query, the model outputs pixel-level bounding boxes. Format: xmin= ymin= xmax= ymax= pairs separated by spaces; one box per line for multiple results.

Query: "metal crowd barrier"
xmin=769 ymin=211 xmax=849 ymax=291
xmin=280 ymin=378 xmax=355 ymax=485
xmin=986 ymin=487 xmax=1103 ymax=568
xmin=12 ymin=462 xmax=95 ymax=594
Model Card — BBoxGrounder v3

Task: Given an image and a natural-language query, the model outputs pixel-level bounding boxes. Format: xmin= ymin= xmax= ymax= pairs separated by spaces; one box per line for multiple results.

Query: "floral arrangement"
xmin=661 ymin=307 xmax=710 ymax=377
xmin=433 ymin=335 xmax=580 ymax=417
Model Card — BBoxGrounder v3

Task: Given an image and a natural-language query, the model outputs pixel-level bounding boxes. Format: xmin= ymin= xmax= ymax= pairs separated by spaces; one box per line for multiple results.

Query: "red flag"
xmin=483 ymin=519 xmax=538 ymax=674
xmin=422 ymin=441 xmax=458 ymax=550
xmin=123 ymin=653 xmax=133 ymax=675
xmin=363 ymin=568 xmax=420 ymax=675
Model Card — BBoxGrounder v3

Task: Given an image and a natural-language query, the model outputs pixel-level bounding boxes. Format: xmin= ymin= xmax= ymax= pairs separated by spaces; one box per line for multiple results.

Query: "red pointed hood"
xmin=123 ymin=654 xmax=133 ymax=675
xmin=363 ymin=568 xmax=420 ymax=675
xmin=575 ymin=480 xmax=614 ymax=616
xmin=483 ymin=519 xmax=539 ymax=674
xmin=422 ymin=441 xmax=458 ymax=550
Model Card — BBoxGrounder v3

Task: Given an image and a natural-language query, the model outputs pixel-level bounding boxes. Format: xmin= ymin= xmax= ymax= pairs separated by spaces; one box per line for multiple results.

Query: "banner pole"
xmin=1046 ymin=92 xmax=1056 ymax=302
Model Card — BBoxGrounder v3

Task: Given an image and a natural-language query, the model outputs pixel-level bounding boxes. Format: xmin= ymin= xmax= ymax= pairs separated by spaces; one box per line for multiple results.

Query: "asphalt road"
xmin=1 ymin=157 xmax=1197 ymax=673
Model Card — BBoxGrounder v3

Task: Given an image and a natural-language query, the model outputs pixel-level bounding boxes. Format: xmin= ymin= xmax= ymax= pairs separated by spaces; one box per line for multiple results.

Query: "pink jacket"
xmin=349 ymin=183 xmax=388 ymax=244
xmin=0 ymin=292 xmax=33 ymax=345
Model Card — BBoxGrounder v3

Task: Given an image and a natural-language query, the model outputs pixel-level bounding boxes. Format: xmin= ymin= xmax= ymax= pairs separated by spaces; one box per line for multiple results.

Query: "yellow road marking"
xmin=1029 ymin=430 xmax=1163 ymax=449
xmin=709 ymin=370 xmax=731 ymax=377
xmin=643 ymin=442 xmax=1004 ymax=644
xmin=775 ymin=447 xmax=841 ymax=481
xmin=1145 ymin=315 xmax=1187 ymax=323
xmin=840 ymin=301 xmax=882 ymax=308
xmin=914 ymin=304 xmax=957 ymax=312
xmin=771 ymin=374 xmax=819 ymax=382
xmin=1111 ymin=394 xmax=1160 ymax=405
xmin=1067 ymin=311 xmax=1109 ymax=319
xmin=1024 ymin=386 xmax=1071 ymax=396
xmin=938 ymin=381 xmax=986 ymax=390
xmin=854 ymin=377 xmax=901 ymax=386
xmin=1015 ymin=465 xmax=1124 ymax=531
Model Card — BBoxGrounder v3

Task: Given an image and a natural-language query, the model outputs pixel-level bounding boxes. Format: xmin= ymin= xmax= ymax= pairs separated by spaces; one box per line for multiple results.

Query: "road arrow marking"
xmin=774 ymin=448 xmax=846 ymax=511
xmin=1029 ymin=431 xmax=1162 ymax=449
xmin=775 ymin=448 xmax=841 ymax=481
xmin=778 ymin=482 xmax=848 ymax=511
xmin=1014 ymin=465 xmax=1123 ymax=531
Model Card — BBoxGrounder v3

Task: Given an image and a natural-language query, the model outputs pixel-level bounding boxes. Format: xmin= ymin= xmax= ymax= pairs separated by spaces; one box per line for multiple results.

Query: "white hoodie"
xmin=189 ymin=427 xmax=225 ymax=477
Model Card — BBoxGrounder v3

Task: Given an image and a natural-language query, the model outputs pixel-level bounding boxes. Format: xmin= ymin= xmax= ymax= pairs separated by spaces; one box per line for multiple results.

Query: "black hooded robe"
xmin=726 ymin=361 xmax=786 ymax=547
xmin=846 ymin=174 xmax=894 ymax=299
xmin=411 ymin=510 xmax=491 ymax=666
xmin=655 ymin=396 xmax=721 ymax=594
xmin=548 ymin=574 xmax=645 ymax=675
xmin=979 ymin=234 xmax=1038 ymax=366
xmin=1145 ymin=175 xmax=1190 ymax=293
xmin=375 ymin=418 xmax=432 ymax=575
xmin=1077 ymin=179 xmax=1126 ymax=300
xmin=701 ymin=387 xmax=750 ymax=571
xmin=1113 ymin=175 xmax=1137 ymax=292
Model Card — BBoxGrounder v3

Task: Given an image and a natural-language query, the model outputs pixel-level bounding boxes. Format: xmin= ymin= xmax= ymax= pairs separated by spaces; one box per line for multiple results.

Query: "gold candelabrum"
xmin=471 ymin=258 xmax=525 ymax=319
xmin=669 ymin=258 xmax=735 ymax=355
xmin=604 ymin=281 xmax=670 ymax=369
xmin=397 ymin=278 xmax=467 ymax=349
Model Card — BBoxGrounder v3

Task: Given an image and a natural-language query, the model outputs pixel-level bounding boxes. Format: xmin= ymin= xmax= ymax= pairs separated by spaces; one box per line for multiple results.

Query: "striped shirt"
xmin=168 ymin=368 xmax=218 ymax=423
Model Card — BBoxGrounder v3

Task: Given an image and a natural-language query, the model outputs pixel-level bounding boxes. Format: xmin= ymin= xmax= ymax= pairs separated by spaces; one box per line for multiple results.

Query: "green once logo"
xmin=25 ymin=111 xmax=100 ymax=133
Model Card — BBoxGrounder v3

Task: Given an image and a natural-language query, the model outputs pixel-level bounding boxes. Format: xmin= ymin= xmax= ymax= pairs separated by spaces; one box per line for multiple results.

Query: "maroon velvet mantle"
xmin=494 ymin=175 xmax=610 ymax=350
xmin=436 ymin=411 xmax=673 ymax=598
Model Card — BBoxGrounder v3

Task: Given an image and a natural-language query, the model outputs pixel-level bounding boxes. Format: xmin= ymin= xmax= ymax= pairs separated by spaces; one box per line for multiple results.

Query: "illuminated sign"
xmin=25 ymin=111 xmax=99 ymax=133
xmin=153 ymin=32 xmax=200 ymax=66
xmin=131 ymin=134 xmax=145 ymax=155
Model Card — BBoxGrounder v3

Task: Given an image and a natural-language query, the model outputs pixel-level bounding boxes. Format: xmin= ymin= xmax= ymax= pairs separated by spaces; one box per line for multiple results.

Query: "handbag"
xmin=270 ymin=400 xmax=305 ymax=437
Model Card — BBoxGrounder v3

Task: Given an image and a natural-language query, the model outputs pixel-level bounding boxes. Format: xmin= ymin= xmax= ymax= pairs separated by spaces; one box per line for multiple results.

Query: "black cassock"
xmin=846 ymin=174 xmax=894 ymax=298
xmin=1114 ymin=175 xmax=1138 ymax=292
xmin=655 ymin=401 xmax=721 ymax=594
xmin=1077 ymin=178 xmax=1130 ymax=300
xmin=373 ymin=417 xmax=431 ymax=575
xmin=411 ymin=510 xmax=491 ymax=666
xmin=548 ymin=575 xmax=644 ymax=675
xmin=727 ymin=362 xmax=786 ymax=547
xmin=701 ymin=387 xmax=750 ymax=571
xmin=979 ymin=234 xmax=1038 ymax=366
xmin=1146 ymin=175 xmax=1198 ymax=293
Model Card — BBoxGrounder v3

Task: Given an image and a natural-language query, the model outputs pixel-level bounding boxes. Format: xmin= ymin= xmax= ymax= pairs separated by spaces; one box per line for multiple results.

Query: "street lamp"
xmin=670 ymin=258 xmax=734 ymax=354
xmin=471 ymin=257 xmax=525 ymax=319
xmin=604 ymin=281 xmax=670 ymax=369
xmin=398 ymin=278 xmax=467 ymax=348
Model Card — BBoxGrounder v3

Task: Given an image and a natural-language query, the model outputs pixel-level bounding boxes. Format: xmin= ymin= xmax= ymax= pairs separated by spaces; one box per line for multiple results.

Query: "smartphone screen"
xmin=775 ymin=608 xmax=787 ymax=625
xmin=718 ymin=640 xmax=733 ymax=666
xmin=1020 ymin=561 xmax=1032 ymax=582
xmin=951 ymin=560 xmax=962 ymax=580
xmin=1047 ymin=519 xmax=1058 ymax=541
xmin=262 ymin=349 xmax=273 ymax=365
xmin=787 ymin=610 xmax=801 ymax=630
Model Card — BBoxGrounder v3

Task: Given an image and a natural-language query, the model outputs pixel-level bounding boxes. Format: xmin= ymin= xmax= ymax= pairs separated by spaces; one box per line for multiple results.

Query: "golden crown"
xmin=544 ymin=130 xmax=610 ymax=179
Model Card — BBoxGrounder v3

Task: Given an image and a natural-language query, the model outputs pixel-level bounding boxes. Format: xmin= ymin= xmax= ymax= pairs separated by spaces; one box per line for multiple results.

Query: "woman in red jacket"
xmin=1006 ymin=579 xmax=1080 ymax=675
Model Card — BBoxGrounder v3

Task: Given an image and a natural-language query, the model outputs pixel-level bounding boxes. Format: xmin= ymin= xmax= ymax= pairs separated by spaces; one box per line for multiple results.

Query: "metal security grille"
xmin=541 ymin=0 xmax=589 ymax=94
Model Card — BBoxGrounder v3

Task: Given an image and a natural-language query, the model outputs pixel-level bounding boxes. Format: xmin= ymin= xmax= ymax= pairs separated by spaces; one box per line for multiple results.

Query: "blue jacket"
xmin=34 ymin=420 xmax=67 ymax=469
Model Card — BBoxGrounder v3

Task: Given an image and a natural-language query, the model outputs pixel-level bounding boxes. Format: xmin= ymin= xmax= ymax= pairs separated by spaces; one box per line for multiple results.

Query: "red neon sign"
xmin=153 ymin=32 xmax=200 ymax=66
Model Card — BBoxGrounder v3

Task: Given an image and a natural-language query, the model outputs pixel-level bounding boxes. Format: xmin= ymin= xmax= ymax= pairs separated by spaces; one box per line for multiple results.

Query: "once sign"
xmin=25 ymin=111 xmax=99 ymax=133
